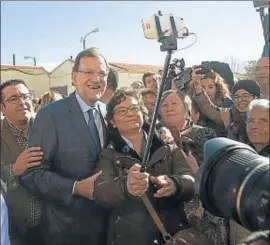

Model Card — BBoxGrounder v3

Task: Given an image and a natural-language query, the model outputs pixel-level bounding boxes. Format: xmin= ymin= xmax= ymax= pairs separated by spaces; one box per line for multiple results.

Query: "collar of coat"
xmin=250 ymin=143 xmax=270 ymax=157
xmin=106 ymin=123 xmax=164 ymax=160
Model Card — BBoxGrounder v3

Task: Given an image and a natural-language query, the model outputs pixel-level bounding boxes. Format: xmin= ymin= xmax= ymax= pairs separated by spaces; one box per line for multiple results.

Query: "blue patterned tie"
xmin=88 ymin=108 xmax=101 ymax=155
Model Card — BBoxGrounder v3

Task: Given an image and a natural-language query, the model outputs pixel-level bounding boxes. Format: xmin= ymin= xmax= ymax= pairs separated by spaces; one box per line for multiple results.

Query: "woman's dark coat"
xmin=94 ymin=124 xmax=194 ymax=245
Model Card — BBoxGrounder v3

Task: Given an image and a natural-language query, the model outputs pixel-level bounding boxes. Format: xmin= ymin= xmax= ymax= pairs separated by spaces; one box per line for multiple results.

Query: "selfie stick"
xmin=141 ymin=12 xmax=178 ymax=172
xmin=139 ymin=13 xmax=189 ymax=244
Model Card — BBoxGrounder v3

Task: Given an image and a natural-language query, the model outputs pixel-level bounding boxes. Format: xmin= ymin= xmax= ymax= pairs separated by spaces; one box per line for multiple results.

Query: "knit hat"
xmin=232 ymin=79 xmax=260 ymax=98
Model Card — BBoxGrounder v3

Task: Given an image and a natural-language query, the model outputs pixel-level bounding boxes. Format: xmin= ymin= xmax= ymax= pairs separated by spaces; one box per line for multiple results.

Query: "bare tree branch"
xmin=244 ymin=60 xmax=257 ymax=80
xmin=222 ymin=56 xmax=242 ymax=74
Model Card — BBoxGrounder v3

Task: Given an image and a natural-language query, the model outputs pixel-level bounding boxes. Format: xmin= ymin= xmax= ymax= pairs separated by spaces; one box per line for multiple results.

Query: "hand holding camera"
xmin=191 ymin=68 xmax=203 ymax=95
xmin=191 ymin=68 xmax=203 ymax=84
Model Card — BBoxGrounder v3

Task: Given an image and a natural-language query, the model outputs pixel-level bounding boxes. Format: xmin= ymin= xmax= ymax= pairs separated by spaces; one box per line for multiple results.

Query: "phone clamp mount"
xmin=155 ymin=11 xmax=178 ymax=52
xmin=141 ymin=11 xmax=180 ymax=171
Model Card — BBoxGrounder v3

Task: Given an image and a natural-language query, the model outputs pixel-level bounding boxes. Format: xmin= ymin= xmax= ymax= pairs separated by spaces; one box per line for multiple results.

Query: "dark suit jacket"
xmin=0 ymin=119 xmax=31 ymax=234
xmin=21 ymin=93 xmax=108 ymax=245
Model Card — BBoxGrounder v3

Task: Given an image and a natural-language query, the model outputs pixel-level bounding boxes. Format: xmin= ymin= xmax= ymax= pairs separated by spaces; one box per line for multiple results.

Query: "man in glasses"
xmin=21 ymin=48 xmax=109 ymax=245
xmin=0 ymin=79 xmax=44 ymax=245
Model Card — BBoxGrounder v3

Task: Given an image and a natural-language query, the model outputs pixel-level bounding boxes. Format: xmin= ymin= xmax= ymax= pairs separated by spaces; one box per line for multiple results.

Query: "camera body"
xmin=173 ymin=68 xmax=193 ymax=92
xmin=167 ymin=58 xmax=193 ymax=92
xmin=168 ymin=58 xmax=185 ymax=77
xmin=196 ymin=138 xmax=270 ymax=232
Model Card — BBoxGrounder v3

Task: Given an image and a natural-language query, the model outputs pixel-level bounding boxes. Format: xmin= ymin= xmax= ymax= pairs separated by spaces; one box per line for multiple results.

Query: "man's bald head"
xmin=256 ymin=57 xmax=270 ymax=99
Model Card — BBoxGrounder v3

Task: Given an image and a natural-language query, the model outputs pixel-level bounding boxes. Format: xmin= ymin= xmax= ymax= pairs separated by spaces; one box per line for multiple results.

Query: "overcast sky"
xmin=1 ymin=1 xmax=265 ymax=72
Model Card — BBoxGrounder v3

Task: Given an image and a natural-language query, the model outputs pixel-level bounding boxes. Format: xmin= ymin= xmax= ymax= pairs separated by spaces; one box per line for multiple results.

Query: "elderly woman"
xmin=160 ymin=90 xmax=216 ymax=167
xmin=246 ymin=99 xmax=270 ymax=156
xmin=159 ymin=90 xmax=230 ymax=245
xmin=191 ymin=67 xmax=261 ymax=144
xmin=94 ymin=88 xmax=194 ymax=245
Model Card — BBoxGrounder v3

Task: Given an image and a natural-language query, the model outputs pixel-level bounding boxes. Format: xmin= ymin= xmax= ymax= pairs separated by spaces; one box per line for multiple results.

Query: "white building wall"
xmin=1 ymin=67 xmax=50 ymax=98
xmin=49 ymin=60 xmax=75 ymax=95
xmin=118 ymin=73 xmax=143 ymax=88
xmin=49 ymin=60 xmax=145 ymax=93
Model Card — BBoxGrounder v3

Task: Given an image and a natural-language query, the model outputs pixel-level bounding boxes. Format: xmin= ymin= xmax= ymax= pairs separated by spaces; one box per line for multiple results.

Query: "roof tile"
xmin=1 ymin=61 xmax=163 ymax=75
xmin=1 ymin=65 xmax=48 ymax=73
xmin=109 ymin=62 xmax=163 ymax=74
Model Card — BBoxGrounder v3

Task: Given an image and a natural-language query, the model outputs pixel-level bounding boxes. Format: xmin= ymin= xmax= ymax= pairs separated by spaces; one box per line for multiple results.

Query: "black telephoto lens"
xmin=195 ymin=138 xmax=270 ymax=232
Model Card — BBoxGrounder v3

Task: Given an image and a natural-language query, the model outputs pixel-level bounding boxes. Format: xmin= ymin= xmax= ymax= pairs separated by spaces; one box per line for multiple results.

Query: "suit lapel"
xmin=67 ymin=93 xmax=94 ymax=154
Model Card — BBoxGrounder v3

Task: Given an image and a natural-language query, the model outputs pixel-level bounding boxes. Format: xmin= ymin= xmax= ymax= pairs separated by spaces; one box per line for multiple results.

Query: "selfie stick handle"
xmin=141 ymin=13 xmax=178 ymax=172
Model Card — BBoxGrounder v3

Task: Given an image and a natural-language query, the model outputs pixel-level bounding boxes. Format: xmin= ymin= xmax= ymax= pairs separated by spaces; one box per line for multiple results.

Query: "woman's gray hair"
xmin=160 ymin=89 xmax=192 ymax=121
xmin=247 ymin=99 xmax=269 ymax=118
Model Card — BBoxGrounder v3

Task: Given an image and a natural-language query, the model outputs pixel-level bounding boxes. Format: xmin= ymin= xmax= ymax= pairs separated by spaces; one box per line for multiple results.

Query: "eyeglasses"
xmin=113 ymin=105 xmax=141 ymax=117
xmin=232 ymin=93 xmax=253 ymax=101
xmin=77 ymin=70 xmax=107 ymax=79
xmin=3 ymin=93 xmax=32 ymax=104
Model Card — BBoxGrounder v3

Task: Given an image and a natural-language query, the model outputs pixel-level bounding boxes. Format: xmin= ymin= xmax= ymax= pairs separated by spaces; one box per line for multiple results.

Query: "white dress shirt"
xmin=75 ymin=91 xmax=104 ymax=147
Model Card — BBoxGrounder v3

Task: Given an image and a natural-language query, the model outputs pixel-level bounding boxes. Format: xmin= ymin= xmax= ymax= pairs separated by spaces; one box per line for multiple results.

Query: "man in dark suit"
xmin=0 ymin=79 xmax=44 ymax=245
xmin=22 ymin=48 xmax=109 ymax=245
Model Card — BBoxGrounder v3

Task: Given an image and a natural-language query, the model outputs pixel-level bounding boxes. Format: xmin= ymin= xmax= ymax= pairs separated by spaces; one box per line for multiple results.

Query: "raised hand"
xmin=180 ymin=150 xmax=199 ymax=174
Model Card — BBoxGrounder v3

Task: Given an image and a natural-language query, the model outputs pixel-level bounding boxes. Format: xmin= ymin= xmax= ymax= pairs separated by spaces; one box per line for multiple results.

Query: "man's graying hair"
xmin=72 ymin=47 xmax=109 ymax=72
xmin=247 ymin=99 xmax=269 ymax=119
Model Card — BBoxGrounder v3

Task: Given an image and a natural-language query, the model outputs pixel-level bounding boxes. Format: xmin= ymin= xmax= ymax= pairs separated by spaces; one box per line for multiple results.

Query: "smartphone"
xmin=194 ymin=65 xmax=212 ymax=75
xmin=142 ymin=14 xmax=186 ymax=39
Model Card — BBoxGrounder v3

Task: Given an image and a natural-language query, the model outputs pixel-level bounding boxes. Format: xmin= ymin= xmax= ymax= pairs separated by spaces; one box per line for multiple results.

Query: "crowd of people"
xmin=0 ymin=47 xmax=269 ymax=245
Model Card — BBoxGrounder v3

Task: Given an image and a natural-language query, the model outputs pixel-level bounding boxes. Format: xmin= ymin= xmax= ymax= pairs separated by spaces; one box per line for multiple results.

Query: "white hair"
xmin=247 ymin=99 xmax=270 ymax=118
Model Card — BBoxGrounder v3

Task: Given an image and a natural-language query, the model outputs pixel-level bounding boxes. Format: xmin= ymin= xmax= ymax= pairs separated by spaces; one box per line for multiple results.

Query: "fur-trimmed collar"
xmin=106 ymin=123 xmax=164 ymax=160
